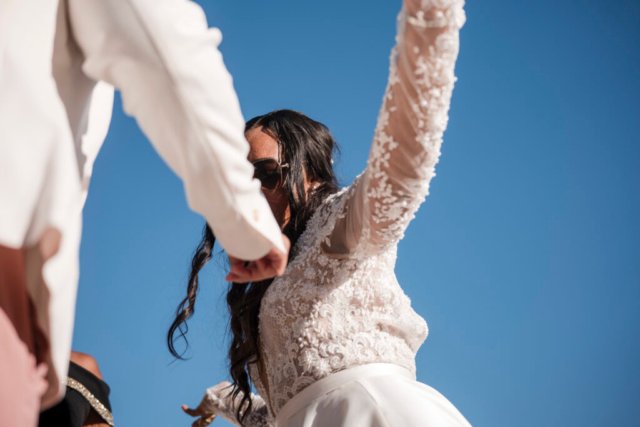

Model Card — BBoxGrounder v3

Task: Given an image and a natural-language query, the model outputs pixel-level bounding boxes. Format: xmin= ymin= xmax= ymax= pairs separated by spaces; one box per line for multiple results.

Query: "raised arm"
xmin=68 ymin=0 xmax=284 ymax=260
xmin=327 ymin=0 xmax=465 ymax=255
xmin=184 ymin=381 xmax=274 ymax=427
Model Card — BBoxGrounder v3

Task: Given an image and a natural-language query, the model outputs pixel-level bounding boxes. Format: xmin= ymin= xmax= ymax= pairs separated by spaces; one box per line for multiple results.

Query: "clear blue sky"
xmin=72 ymin=1 xmax=640 ymax=426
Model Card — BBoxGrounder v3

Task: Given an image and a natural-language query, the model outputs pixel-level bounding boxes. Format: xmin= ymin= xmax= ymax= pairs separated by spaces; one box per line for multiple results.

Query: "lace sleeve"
xmin=326 ymin=0 xmax=465 ymax=255
xmin=200 ymin=381 xmax=274 ymax=427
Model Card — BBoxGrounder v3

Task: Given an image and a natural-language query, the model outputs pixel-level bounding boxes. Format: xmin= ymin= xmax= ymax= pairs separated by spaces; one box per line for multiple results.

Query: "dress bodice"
xmin=256 ymin=184 xmax=429 ymax=413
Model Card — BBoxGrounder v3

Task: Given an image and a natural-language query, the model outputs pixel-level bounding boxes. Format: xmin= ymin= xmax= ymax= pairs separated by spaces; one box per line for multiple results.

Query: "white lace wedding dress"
xmin=199 ymin=1 xmax=469 ymax=425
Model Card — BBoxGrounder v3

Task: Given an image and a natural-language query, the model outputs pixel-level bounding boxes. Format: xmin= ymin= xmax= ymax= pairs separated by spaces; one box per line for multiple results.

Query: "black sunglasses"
xmin=252 ymin=158 xmax=289 ymax=191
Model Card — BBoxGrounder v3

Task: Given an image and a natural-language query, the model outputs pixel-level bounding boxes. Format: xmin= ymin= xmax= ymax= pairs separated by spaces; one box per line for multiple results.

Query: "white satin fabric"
xmin=275 ymin=364 xmax=471 ymax=427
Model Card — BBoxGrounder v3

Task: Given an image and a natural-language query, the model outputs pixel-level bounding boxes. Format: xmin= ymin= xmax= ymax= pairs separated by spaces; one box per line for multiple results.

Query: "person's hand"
xmin=181 ymin=399 xmax=216 ymax=427
xmin=226 ymin=234 xmax=290 ymax=283
xmin=182 ymin=382 xmax=233 ymax=427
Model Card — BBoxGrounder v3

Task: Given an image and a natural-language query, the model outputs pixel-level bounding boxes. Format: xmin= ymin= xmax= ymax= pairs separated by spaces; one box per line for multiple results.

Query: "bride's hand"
xmin=181 ymin=400 xmax=216 ymax=427
xmin=182 ymin=381 xmax=233 ymax=427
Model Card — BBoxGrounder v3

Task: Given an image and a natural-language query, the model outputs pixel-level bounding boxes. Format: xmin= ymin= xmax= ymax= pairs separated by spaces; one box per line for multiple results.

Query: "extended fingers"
xmin=183 ymin=405 xmax=216 ymax=427
xmin=182 ymin=404 xmax=199 ymax=417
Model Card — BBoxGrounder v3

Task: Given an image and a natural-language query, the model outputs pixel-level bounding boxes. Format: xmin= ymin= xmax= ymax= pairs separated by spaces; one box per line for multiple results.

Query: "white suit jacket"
xmin=0 ymin=0 xmax=283 ymax=406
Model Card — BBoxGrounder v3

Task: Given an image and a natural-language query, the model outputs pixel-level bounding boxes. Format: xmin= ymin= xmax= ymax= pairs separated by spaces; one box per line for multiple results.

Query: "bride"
xmin=170 ymin=0 xmax=469 ymax=425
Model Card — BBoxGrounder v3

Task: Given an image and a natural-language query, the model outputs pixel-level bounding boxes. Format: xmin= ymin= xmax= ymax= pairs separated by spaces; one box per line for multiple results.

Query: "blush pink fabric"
xmin=0 ymin=308 xmax=48 ymax=427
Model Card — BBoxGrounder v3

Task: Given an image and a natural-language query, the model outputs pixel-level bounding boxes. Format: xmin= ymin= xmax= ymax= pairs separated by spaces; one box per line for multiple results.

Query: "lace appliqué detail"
xmin=362 ymin=0 xmax=464 ymax=254
xmin=259 ymin=189 xmax=427 ymax=412
xmin=204 ymin=381 xmax=273 ymax=427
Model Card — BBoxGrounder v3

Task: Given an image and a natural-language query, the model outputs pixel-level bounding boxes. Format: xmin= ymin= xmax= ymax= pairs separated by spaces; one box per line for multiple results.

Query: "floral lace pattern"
xmin=202 ymin=381 xmax=271 ymax=427
xmin=258 ymin=188 xmax=429 ymax=415
xmin=206 ymin=1 xmax=465 ymax=425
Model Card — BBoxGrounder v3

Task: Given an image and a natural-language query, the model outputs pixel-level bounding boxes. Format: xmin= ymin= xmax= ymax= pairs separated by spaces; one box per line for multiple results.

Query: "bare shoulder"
xmin=70 ymin=351 xmax=104 ymax=380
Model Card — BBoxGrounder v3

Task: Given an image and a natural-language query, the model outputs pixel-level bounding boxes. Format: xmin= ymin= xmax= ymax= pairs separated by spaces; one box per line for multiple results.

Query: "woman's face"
xmin=246 ymin=127 xmax=291 ymax=228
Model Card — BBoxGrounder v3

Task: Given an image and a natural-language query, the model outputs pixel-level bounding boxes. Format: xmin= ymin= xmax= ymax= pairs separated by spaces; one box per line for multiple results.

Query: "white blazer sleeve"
xmin=68 ymin=0 xmax=284 ymax=259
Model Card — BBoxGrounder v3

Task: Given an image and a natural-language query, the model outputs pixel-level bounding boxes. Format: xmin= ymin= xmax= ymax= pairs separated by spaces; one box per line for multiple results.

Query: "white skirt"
xmin=275 ymin=364 xmax=471 ymax=427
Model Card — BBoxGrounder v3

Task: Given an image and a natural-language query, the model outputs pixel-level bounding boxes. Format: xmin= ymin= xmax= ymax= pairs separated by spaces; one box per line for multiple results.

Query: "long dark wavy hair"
xmin=167 ymin=110 xmax=339 ymax=424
